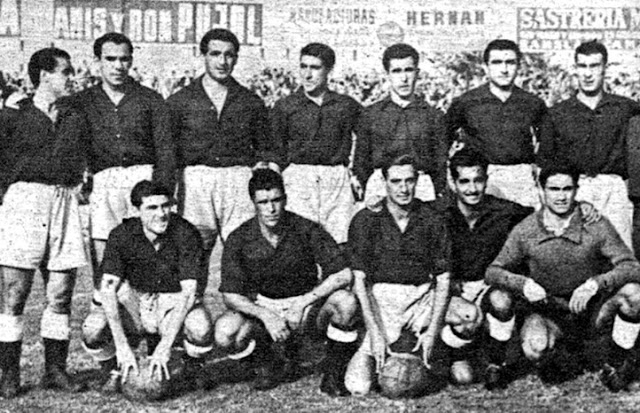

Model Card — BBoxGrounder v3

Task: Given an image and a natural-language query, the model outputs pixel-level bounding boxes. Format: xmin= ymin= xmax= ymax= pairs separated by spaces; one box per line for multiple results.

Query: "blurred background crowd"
xmin=1 ymin=52 xmax=639 ymax=110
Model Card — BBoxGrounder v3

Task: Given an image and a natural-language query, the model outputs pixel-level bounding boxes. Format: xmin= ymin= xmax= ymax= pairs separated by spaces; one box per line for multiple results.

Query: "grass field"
xmin=5 ymin=245 xmax=640 ymax=413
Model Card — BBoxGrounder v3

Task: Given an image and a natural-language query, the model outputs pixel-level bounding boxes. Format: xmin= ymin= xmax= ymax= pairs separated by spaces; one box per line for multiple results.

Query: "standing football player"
xmin=270 ymin=43 xmax=361 ymax=244
xmin=75 ymin=32 xmax=176 ymax=349
xmin=445 ymin=39 xmax=546 ymax=208
xmin=167 ymin=28 xmax=278 ymax=280
xmin=539 ymin=40 xmax=640 ymax=249
xmin=354 ymin=44 xmax=448 ymax=203
xmin=0 ymin=47 xmax=88 ymax=398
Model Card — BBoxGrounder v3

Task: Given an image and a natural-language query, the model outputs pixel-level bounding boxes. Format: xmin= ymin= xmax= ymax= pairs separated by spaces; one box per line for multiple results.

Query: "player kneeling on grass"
xmin=344 ymin=154 xmax=451 ymax=397
xmin=0 ymin=47 xmax=88 ymax=399
xmin=486 ymin=165 xmax=640 ymax=391
xmin=214 ymin=169 xmax=359 ymax=396
xmin=82 ymin=180 xmax=214 ymax=395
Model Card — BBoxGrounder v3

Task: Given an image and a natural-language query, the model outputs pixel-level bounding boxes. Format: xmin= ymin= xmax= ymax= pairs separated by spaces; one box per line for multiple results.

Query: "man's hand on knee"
xmin=261 ymin=311 xmax=291 ymax=342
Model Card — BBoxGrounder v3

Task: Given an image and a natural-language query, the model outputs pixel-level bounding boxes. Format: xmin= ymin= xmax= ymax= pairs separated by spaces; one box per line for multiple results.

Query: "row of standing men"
xmin=0 ymin=27 xmax=640 ymax=399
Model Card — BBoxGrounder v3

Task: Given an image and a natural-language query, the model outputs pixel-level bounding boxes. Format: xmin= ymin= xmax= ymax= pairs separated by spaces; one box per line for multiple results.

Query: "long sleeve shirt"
xmin=73 ymin=80 xmax=176 ymax=190
xmin=486 ymin=209 xmax=640 ymax=296
xmin=167 ymin=76 xmax=278 ymax=169
xmin=354 ymin=96 xmax=448 ymax=194
xmin=444 ymin=84 xmax=547 ymax=165
xmin=270 ymin=89 xmax=361 ymax=168
xmin=538 ymin=93 xmax=640 ymax=178
xmin=0 ymin=97 xmax=88 ymax=191
xmin=432 ymin=194 xmax=533 ymax=283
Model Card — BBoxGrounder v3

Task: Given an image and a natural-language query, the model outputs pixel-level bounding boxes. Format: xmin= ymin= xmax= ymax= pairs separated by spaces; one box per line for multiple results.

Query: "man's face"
xmin=44 ymin=57 xmax=74 ymax=98
xmin=204 ymin=40 xmax=237 ymax=83
xmin=576 ymin=53 xmax=605 ymax=95
xmin=385 ymin=164 xmax=417 ymax=207
xmin=485 ymin=49 xmax=519 ymax=89
xmin=253 ymin=188 xmax=286 ymax=229
xmin=98 ymin=42 xmax=133 ymax=88
xmin=453 ymin=166 xmax=487 ymax=207
xmin=387 ymin=57 xmax=418 ymax=100
xmin=137 ymin=195 xmax=172 ymax=236
xmin=300 ymin=55 xmax=330 ymax=96
xmin=541 ymin=174 xmax=577 ymax=217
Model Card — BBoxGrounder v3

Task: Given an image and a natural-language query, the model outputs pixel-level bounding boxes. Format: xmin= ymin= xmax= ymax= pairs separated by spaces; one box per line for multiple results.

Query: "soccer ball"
xmin=122 ymin=355 xmax=183 ymax=402
xmin=379 ymin=353 xmax=444 ymax=399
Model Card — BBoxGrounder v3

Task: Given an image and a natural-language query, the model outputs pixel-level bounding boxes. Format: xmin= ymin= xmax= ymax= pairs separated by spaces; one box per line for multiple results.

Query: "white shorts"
xmin=255 ymin=294 xmax=318 ymax=332
xmin=458 ymin=280 xmax=490 ymax=305
xmin=358 ymin=283 xmax=433 ymax=356
xmin=0 ymin=182 xmax=87 ymax=271
xmin=182 ymin=165 xmax=254 ymax=249
xmin=365 ymin=169 xmax=435 ymax=204
xmin=486 ymin=164 xmax=539 ymax=209
xmin=90 ymin=165 xmax=153 ymax=241
xmin=282 ymin=164 xmax=354 ymax=244
xmin=577 ymin=174 xmax=633 ymax=251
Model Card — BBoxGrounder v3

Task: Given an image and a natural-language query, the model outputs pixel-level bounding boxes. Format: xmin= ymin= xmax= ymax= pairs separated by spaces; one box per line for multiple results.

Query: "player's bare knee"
xmin=451 ymin=361 xmax=474 ymax=385
xmin=326 ymin=290 xmax=358 ymax=326
xmin=184 ymin=307 xmax=214 ymax=346
xmin=46 ymin=282 xmax=74 ymax=314
xmin=214 ymin=311 xmax=244 ymax=349
xmin=488 ymin=289 xmax=513 ymax=317
xmin=4 ymin=277 xmax=31 ymax=315
xmin=618 ymin=283 xmax=640 ymax=318
xmin=522 ymin=330 xmax=549 ymax=361
xmin=82 ymin=312 xmax=110 ymax=348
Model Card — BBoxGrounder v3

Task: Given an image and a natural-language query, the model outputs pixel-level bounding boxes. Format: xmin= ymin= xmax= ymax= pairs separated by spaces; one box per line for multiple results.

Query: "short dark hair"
xmin=199 ymin=29 xmax=240 ymax=56
xmin=538 ymin=165 xmax=580 ymax=188
xmin=249 ymin=169 xmax=285 ymax=200
xmin=28 ymin=48 xmax=71 ymax=88
xmin=381 ymin=153 xmax=418 ymax=180
xmin=300 ymin=43 xmax=336 ymax=70
xmin=483 ymin=39 xmax=522 ymax=64
xmin=93 ymin=32 xmax=133 ymax=58
xmin=449 ymin=148 xmax=489 ymax=180
xmin=130 ymin=180 xmax=173 ymax=208
xmin=575 ymin=40 xmax=608 ymax=65
xmin=382 ymin=43 xmax=419 ymax=72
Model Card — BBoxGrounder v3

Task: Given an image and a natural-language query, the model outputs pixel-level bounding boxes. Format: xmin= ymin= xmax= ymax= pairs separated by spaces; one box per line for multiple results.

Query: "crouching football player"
xmin=344 ymin=154 xmax=451 ymax=396
xmin=486 ymin=165 xmax=640 ymax=391
xmin=435 ymin=149 xmax=601 ymax=389
xmin=82 ymin=181 xmax=214 ymax=394
xmin=214 ymin=169 xmax=359 ymax=396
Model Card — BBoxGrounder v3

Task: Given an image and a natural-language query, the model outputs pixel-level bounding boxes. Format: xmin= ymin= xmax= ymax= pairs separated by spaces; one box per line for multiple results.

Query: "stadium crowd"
xmin=1 ymin=26 xmax=640 ymax=404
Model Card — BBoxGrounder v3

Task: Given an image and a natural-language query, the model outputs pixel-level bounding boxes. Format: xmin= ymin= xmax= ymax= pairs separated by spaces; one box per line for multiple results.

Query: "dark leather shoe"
xmin=41 ymin=367 xmax=87 ymax=392
xmin=485 ymin=364 xmax=508 ymax=391
xmin=101 ymin=370 xmax=122 ymax=395
xmin=0 ymin=371 xmax=20 ymax=399
xmin=253 ymin=361 xmax=283 ymax=391
xmin=320 ymin=371 xmax=350 ymax=397
xmin=601 ymin=358 xmax=636 ymax=392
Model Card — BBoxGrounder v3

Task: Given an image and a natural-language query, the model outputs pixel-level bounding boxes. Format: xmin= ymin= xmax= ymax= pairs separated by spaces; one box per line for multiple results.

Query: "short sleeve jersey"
xmin=220 ymin=211 xmax=347 ymax=299
xmin=101 ymin=215 xmax=205 ymax=293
